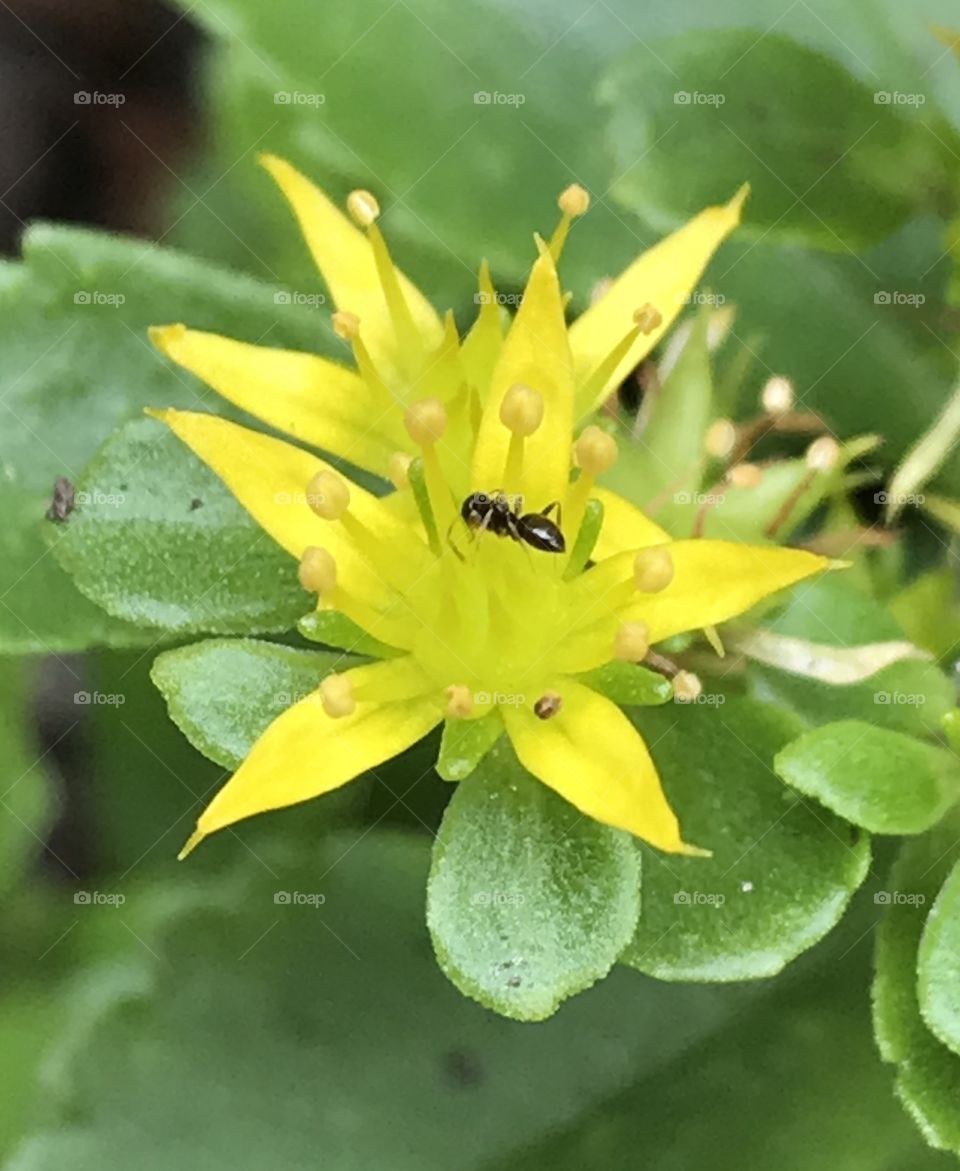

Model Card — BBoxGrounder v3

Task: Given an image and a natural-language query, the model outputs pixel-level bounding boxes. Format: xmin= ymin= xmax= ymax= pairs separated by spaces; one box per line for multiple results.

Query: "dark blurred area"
xmin=0 ymin=0 xmax=205 ymax=254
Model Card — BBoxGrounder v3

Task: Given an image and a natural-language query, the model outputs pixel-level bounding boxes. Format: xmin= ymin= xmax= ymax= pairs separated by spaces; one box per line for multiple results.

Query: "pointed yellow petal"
xmin=460 ymin=260 xmax=503 ymax=396
xmin=471 ymin=247 xmax=575 ymax=506
xmin=592 ymin=486 xmax=670 ymax=559
xmin=187 ymin=657 xmax=441 ymax=844
xmin=150 ymin=408 xmax=430 ymax=628
xmin=503 ymin=681 xmax=699 ymax=853
xmin=569 ymin=185 xmax=748 ymax=415
xmin=150 ymin=324 xmax=400 ymax=476
xmin=259 ymin=154 xmax=443 ymax=375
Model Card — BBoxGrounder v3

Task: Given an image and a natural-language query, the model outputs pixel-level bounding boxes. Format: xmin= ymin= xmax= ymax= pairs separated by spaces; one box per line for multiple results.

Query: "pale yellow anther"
xmin=704 ymin=418 xmax=737 ymax=459
xmin=332 ymin=310 xmax=361 ymax=341
xmin=319 ymin=673 xmax=356 ymax=718
xmin=574 ymin=425 xmax=618 ymax=475
xmin=298 ymin=546 xmax=337 ymax=595
xmin=614 ymin=620 xmax=650 ymax=662
xmin=634 ymin=303 xmax=663 ymax=336
xmin=499 ymin=383 xmax=544 ymax=437
xmin=806 ymin=435 xmax=840 ymax=472
xmin=306 ymin=469 xmax=350 ymax=520
xmin=404 ymin=398 xmax=447 ymax=446
xmin=346 ymin=189 xmax=380 ymax=227
xmin=762 ymin=375 xmax=794 ymax=416
xmin=445 ymin=684 xmax=474 ymax=718
xmin=634 ymin=546 xmax=675 ymax=593
xmin=558 ymin=183 xmax=590 ymax=218
xmin=727 ymin=462 xmax=763 ymax=489
xmin=388 ymin=451 xmax=413 ymax=490
xmin=673 ymin=670 xmax=703 ymax=703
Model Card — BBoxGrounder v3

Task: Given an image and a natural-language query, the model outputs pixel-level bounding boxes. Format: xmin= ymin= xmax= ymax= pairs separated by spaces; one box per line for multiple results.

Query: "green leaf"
xmin=874 ymin=814 xmax=960 ymax=1153
xmin=0 ymin=223 xmax=326 ymax=652
xmin=435 ymin=714 xmax=502 ymax=781
xmin=0 ymin=661 xmax=52 ymax=894
xmin=427 ymin=739 xmax=640 ymax=1020
xmin=577 ymin=660 xmax=673 ymax=706
xmin=600 ymin=30 xmax=950 ymax=249
xmin=298 ymin=608 xmax=401 ymax=657
xmin=918 ymin=857 xmax=960 ymax=1059
xmin=752 ymin=576 xmax=956 ymax=737
xmin=621 ymin=698 xmax=870 ymax=981
xmin=775 ymin=720 xmax=960 ymax=834
xmin=151 ymin=638 xmax=355 ymax=769
xmin=53 ymin=419 xmax=305 ymax=636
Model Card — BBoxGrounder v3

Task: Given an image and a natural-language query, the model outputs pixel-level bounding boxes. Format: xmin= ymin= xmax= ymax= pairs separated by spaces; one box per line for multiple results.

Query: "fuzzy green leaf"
xmin=918 ymin=858 xmax=960 ymax=1060
xmin=427 ymin=739 xmax=640 ymax=1020
xmin=621 ymin=698 xmax=870 ymax=981
xmin=775 ymin=720 xmax=960 ymax=834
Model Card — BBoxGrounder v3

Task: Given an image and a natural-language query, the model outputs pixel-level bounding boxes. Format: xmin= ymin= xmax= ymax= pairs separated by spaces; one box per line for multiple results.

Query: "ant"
xmin=453 ymin=491 xmax=566 ymax=556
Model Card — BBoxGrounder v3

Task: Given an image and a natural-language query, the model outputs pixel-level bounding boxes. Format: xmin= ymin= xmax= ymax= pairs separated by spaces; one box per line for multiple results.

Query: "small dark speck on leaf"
xmin=190 ymin=497 xmax=203 ymax=511
xmin=45 ymin=476 xmax=75 ymax=522
xmin=441 ymin=1048 xmax=484 ymax=1089
xmin=119 ymin=483 xmax=129 ymax=492
xmin=506 ymin=975 xmax=522 ymax=988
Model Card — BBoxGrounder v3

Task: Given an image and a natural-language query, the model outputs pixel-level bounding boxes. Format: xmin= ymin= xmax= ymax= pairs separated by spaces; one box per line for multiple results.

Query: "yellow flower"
xmin=148 ymin=157 xmax=827 ymax=859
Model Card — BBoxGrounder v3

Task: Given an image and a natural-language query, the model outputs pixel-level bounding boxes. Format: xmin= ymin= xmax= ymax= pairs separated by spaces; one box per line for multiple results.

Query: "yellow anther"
xmin=534 ymin=691 xmax=563 ymax=720
xmin=614 ymin=620 xmax=650 ymax=662
xmin=445 ymin=684 xmax=474 ymax=718
xmin=704 ymin=418 xmax=737 ymax=459
xmin=761 ymin=375 xmax=794 ymax=416
xmin=806 ymin=435 xmax=840 ymax=472
xmin=634 ymin=546 xmax=675 ymax=593
xmin=307 ymin=469 xmax=350 ymax=520
xmin=388 ymin=451 xmax=413 ymax=490
xmin=346 ymin=189 xmax=380 ymax=227
xmin=332 ymin=310 xmax=361 ymax=341
xmin=404 ymin=398 xmax=447 ymax=446
xmin=499 ymin=383 xmax=544 ymax=437
xmin=298 ymin=546 xmax=337 ymax=595
xmin=575 ymin=425 xmax=618 ymax=475
xmin=634 ymin=303 xmax=663 ymax=335
xmin=727 ymin=462 xmax=763 ymax=489
xmin=557 ymin=183 xmax=590 ymax=218
xmin=673 ymin=670 xmax=703 ymax=703
xmin=319 ymin=673 xmax=356 ymax=718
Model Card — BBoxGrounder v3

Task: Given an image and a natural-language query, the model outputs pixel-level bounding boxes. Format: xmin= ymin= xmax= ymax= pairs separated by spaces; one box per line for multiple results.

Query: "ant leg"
xmin=540 ymin=500 xmax=562 ymax=526
xmin=446 ymin=518 xmax=466 ymax=562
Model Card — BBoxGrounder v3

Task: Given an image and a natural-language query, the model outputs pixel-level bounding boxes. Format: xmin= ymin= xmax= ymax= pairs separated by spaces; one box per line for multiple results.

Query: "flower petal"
xmin=502 ymin=681 xmax=699 ymax=853
xmin=569 ymin=185 xmax=748 ymax=416
xmin=592 ymin=486 xmax=670 ymax=559
xmin=259 ymin=154 xmax=443 ymax=374
xmin=150 ymin=324 xmax=400 ymax=476
xmin=185 ymin=657 xmax=441 ymax=846
xmin=470 ymin=246 xmax=575 ymax=506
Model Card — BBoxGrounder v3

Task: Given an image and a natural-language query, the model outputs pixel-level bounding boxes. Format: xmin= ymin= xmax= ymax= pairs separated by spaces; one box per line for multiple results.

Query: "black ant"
xmin=453 ymin=491 xmax=566 ymax=556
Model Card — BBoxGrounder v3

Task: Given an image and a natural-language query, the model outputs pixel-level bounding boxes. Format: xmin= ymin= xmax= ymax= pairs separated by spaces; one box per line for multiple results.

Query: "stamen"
xmin=634 ymin=303 xmax=662 ymax=335
xmin=614 ymin=620 xmax=650 ymax=662
xmin=672 ymin=671 xmax=703 ymax=703
xmin=320 ymin=673 xmax=356 ymax=718
xmin=566 ymin=424 xmax=618 ymax=538
xmin=704 ymin=418 xmax=737 ymax=460
xmin=333 ymin=310 xmax=397 ymax=405
xmin=761 ymin=375 xmax=794 ymax=416
xmin=727 ymin=462 xmax=763 ymax=489
xmin=388 ymin=451 xmax=413 ymax=490
xmin=580 ymin=304 xmax=659 ymax=411
xmin=806 ymin=435 xmax=840 ymax=472
xmin=298 ymin=546 xmax=337 ymax=595
xmin=534 ymin=690 xmax=563 ymax=720
xmin=405 ymin=398 xmax=454 ymax=534
xmin=346 ymin=189 xmax=381 ymax=227
xmin=500 ymin=383 xmax=543 ymax=490
xmin=549 ymin=183 xmax=590 ymax=261
xmin=445 ymin=684 xmax=474 ymax=718
xmin=307 ymin=470 xmax=350 ymax=520
xmin=634 ymin=546 xmax=675 ymax=593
